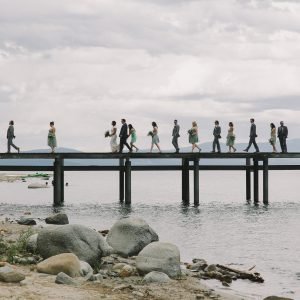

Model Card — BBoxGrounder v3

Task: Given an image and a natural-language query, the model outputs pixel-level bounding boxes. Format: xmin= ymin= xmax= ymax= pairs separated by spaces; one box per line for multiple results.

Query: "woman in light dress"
xmin=188 ymin=121 xmax=201 ymax=152
xmin=128 ymin=124 xmax=139 ymax=152
xmin=150 ymin=122 xmax=161 ymax=152
xmin=269 ymin=123 xmax=277 ymax=153
xmin=226 ymin=122 xmax=237 ymax=152
xmin=48 ymin=121 xmax=57 ymax=153
xmin=109 ymin=121 xmax=119 ymax=153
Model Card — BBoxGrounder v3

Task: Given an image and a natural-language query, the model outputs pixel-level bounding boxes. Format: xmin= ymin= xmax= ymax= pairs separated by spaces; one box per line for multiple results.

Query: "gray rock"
xmin=55 ymin=272 xmax=78 ymax=285
xmin=143 ymin=271 xmax=171 ymax=283
xmin=45 ymin=213 xmax=69 ymax=225
xmin=26 ymin=233 xmax=38 ymax=253
xmin=79 ymin=260 xmax=93 ymax=279
xmin=136 ymin=242 xmax=181 ymax=278
xmin=205 ymin=264 xmax=217 ymax=272
xmin=190 ymin=261 xmax=208 ymax=271
xmin=37 ymin=224 xmax=113 ymax=267
xmin=0 ymin=266 xmax=25 ymax=283
xmin=17 ymin=217 xmax=36 ymax=226
xmin=107 ymin=218 xmax=158 ymax=257
xmin=263 ymin=297 xmax=294 ymax=300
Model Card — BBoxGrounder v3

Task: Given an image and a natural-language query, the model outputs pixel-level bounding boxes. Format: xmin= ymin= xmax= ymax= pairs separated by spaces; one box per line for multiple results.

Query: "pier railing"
xmin=1 ymin=152 xmax=300 ymax=206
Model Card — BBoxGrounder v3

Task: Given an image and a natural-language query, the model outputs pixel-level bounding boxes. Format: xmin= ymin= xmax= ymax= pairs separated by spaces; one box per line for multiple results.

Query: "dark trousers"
xmin=279 ymin=137 xmax=287 ymax=153
xmin=172 ymin=136 xmax=179 ymax=151
xmin=119 ymin=137 xmax=131 ymax=153
xmin=7 ymin=138 xmax=18 ymax=153
xmin=245 ymin=137 xmax=259 ymax=152
xmin=212 ymin=137 xmax=221 ymax=152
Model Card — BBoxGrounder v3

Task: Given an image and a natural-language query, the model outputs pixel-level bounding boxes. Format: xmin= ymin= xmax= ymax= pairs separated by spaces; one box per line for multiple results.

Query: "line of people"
xmin=3 ymin=118 xmax=288 ymax=154
xmin=106 ymin=118 xmax=289 ymax=154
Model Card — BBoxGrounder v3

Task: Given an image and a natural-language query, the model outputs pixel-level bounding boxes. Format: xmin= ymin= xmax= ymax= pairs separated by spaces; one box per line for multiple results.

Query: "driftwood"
xmin=216 ymin=264 xmax=264 ymax=283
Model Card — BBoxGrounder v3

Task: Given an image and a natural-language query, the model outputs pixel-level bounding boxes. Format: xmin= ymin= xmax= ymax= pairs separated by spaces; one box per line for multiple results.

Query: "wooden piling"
xmin=194 ymin=158 xmax=199 ymax=206
xmin=263 ymin=158 xmax=269 ymax=205
xmin=53 ymin=156 xmax=64 ymax=206
xmin=246 ymin=157 xmax=251 ymax=201
xmin=182 ymin=158 xmax=185 ymax=201
xmin=125 ymin=158 xmax=131 ymax=204
xmin=253 ymin=158 xmax=259 ymax=204
xmin=183 ymin=158 xmax=190 ymax=204
xmin=119 ymin=158 xmax=124 ymax=202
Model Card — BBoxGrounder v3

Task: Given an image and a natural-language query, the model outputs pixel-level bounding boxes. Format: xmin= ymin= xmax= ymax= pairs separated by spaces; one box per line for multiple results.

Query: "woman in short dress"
xmin=269 ymin=123 xmax=277 ymax=153
xmin=150 ymin=122 xmax=161 ymax=152
xmin=48 ymin=121 xmax=57 ymax=153
xmin=188 ymin=121 xmax=201 ymax=152
xmin=109 ymin=121 xmax=119 ymax=153
xmin=128 ymin=124 xmax=139 ymax=152
xmin=226 ymin=122 xmax=237 ymax=152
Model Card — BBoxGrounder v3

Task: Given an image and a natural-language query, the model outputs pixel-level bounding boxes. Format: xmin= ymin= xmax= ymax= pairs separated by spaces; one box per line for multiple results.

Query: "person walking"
xmin=188 ymin=121 xmax=201 ymax=152
xmin=109 ymin=121 xmax=119 ymax=153
xmin=226 ymin=122 xmax=236 ymax=152
xmin=243 ymin=118 xmax=259 ymax=152
xmin=212 ymin=120 xmax=221 ymax=153
xmin=119 ymin=119 xmax=131 ymax=153
xmin=7 ymin=120 xmax=20 ymax=153
xmin=150 ymin=122 xmax=161 ymax=152
xmin=172 ymin=120 xmax=180 ymax=153
xmin=128 ymin=124 xmax=139 ymax=152
xmin=48 ymin=121 xmax=57 ymax=153
xmin=269 ymin=123 xmax=277 ymax=153
xmin=277 ymin=121 xmax=288 ymax=153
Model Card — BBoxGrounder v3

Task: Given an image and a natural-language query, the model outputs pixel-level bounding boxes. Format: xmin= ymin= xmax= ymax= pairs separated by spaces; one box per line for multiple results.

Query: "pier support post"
xmin=182 ymin=158 xmax=190 ymax=204
xmin=119 ymin=158 xmax=124 ymax=202
xmin=253 ymin=158 xmax=259 ymax=204
xmin=125 ymin=158 xmax=131 ymax=204
xmin=263 ymin=158 xmax=269 ymax=205
xmin=182 ymin=158 xmax=185 ymax=201
xmin=246 ymin=158 xmax=251 ymax=201
xmin=53 ymin=156 xmax=64 ymax=206
xmin=194 ymin=158 xmax=199 ymax=206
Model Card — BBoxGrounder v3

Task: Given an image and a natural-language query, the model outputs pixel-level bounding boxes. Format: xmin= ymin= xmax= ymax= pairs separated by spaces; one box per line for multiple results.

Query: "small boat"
xmin=28 ymin=182 xmax=50 ymax=189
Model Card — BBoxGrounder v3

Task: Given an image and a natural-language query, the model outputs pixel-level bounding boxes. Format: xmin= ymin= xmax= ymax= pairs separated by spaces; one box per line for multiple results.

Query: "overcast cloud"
xmin=0 ymin=0 xmax=300 ymax=151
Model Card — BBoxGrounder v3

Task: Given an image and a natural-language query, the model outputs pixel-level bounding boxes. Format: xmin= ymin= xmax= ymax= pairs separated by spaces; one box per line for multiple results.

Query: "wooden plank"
xmin=2 ymin=152 xmax=300 ymax=160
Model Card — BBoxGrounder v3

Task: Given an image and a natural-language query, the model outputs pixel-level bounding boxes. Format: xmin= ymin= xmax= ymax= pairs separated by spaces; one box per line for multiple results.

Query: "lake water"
xmin=0 ymin=170 xmax=299 ymax=300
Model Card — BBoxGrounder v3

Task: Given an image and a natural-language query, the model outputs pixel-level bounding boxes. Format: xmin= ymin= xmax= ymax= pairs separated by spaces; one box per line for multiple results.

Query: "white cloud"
xmin=0 ymin=0 xmax=300 ymax=151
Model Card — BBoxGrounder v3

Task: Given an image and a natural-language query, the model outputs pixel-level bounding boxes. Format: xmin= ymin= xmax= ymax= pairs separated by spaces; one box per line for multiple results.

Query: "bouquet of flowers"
xmin=104 ymin=130 xmax=110 ymax=138
xmin=147 ymin=131 xmax=154 ymax=137
xmin=188 ymin=129 xmax=194 ymax=135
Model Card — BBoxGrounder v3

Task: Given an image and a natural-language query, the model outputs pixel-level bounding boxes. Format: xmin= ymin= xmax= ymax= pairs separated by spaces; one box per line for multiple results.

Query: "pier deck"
xmin=1 ymin=152 xmax=300 ymax=206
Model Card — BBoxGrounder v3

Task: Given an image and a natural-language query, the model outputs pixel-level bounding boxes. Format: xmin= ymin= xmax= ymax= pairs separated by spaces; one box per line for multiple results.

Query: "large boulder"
xmin=107 ymin=218 xmax=158 ymax=257
xmin=0 ymin=266 xmax=25 ymax=283
xmin=37 ymin=224 xmax=113 ymax=267
xmin=45 ymin=213 xmax=69 ymax=225
xmin=136 ymin=242 xmax=181 ymax=278
xmin=37 ymin=253 xmax=81 ymax=277
xmin=26 ymin=233 xmax=38 ymax=253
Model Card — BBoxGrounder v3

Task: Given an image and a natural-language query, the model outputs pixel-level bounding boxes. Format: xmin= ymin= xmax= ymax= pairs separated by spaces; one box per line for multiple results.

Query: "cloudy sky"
xmin=0 ymin=0 xmax=300 ymax=151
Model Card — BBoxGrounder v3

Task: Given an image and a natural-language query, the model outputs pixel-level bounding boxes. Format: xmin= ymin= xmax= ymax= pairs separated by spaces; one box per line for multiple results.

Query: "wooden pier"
xmin=1 ymin=152 xmax=300 ymax=206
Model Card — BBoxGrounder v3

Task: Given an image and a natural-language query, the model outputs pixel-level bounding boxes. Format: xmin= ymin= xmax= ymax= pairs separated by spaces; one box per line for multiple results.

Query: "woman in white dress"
xmin=109 ymin=121 xmax=119 ymax=153
xmin=150 ymin=121 xmax=161 ymax=153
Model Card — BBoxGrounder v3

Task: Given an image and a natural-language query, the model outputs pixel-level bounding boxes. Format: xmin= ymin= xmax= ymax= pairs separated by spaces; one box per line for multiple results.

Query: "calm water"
xmin=0 ymin=171 xmax=300 ymax=300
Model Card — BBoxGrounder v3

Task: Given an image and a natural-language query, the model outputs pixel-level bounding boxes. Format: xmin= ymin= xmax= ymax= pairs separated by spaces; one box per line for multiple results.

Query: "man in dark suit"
xmin=119 ymin=119 xmax=132 ymax=153
xmin=212 ymin=120 xmax=221 ymax=153
xmin=243 ymin=118 xmax=259 ymax=152
xmin=277 ymin=121 xmax=288 ymax=153
xmin=172 ymin=120 xmax=180 ymax=153
xmin=7 ymin=120 xmax=20 ymax=153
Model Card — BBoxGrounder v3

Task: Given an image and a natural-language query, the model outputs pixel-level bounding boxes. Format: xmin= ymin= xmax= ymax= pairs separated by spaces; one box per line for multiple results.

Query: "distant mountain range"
xmin=1 ymin=140 xmax=300 ymax=166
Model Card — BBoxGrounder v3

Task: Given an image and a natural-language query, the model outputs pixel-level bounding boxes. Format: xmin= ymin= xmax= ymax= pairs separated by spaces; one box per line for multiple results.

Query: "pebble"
xmin=132 ymin=291 xmax=144 ymax=297
xmin=195 ymin=294 xmax=205 ymax=299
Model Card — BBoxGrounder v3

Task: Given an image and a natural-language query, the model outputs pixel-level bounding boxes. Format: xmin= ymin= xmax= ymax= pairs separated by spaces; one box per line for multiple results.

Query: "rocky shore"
xmin=0 ymin=215 xmax=293 ymax=300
